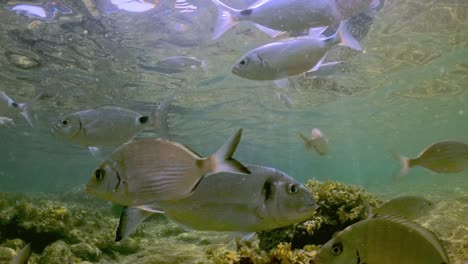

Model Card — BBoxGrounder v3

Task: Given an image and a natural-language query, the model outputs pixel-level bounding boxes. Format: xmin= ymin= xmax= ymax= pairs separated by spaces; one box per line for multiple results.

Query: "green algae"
xmin=0 ymin=192 xmax=144 ymax=263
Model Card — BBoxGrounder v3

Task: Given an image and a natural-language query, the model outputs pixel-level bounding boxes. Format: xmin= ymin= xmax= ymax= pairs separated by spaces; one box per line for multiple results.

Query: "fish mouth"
xmin=231 ymin=66 xmax=240 ymax=75
xmin=299 ymin=203 xmax=319 ymax=213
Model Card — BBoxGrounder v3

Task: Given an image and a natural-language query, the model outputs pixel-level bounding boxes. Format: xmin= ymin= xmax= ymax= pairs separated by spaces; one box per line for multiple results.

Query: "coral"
xmin=39 ymin=240 xmax=77 ymax=264
xmin=258 ymin=180 xmax=381 ymax=251
xmin=0 ymin=192 xmax=146 ymax=263
xmin=207 ymin=180 xmax=381 ymax=263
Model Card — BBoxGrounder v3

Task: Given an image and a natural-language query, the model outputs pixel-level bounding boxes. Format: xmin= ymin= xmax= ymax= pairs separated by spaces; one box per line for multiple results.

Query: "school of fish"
xmin=0 ymin=0 xmax=466 ymax=263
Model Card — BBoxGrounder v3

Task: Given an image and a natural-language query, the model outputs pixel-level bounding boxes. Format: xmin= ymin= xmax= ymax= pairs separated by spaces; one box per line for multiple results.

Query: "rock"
xmin=39 ymin=240 xmax=77 ymax=264
xmin=0 ymin=246 xmax=16 ymax=262
xmin=6 ymin=52 xmax=41 ymax=69
xmin=111 ymin=238 xmax=140 ymax=255
xmin=71 ymin=242 xmax=101 ymax=261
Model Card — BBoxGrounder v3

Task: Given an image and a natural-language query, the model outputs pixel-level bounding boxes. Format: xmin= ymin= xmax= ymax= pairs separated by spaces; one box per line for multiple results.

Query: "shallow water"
xmin=0 ymin=0 xmax=467 ymax=263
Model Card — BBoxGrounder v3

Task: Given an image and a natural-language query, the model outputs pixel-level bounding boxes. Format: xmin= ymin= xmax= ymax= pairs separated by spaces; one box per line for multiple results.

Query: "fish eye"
xmin=95 ymin=169 xmax=106 ymax=181
xmin=331 ymin=242 xmax=343 ymax=256
xmin=61 ymin=119 xmax=70 ymax=127
xmin=239 ymin=58 xmax=248 ymax=66
xmin=288 ymin=184 xmax=299 ymax=194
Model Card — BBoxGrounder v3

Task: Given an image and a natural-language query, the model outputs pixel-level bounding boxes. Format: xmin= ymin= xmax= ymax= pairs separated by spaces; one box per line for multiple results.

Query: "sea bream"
xmin=52 ymin=92 xmax=174 ymax=155
xmin=86 ymin=128 xmax=250 ymax=206
xmin=299 ymin=128 xmax=329 ymax=156
xmin=114 ymin=164 xmax=318 ymax=241
xmin=231 ymin=21 xmax=362 ymax=82
xmin=370 ymin=196 xmax=434 ymax=220
xmin=210 ymin=0 xmax=378 ymax=39
xmin=394 ymin=140 xmax=468 ymax=179
xmin=315 ymin=215 xmax=450 ymax=264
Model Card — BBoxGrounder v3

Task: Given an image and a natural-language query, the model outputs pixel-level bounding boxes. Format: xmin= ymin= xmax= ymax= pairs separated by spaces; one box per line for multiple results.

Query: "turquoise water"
xmin=0 ymin=0 xmax=467 ymax=263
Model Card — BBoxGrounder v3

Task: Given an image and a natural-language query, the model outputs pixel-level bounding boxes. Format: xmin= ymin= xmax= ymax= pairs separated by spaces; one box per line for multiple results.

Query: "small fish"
xmin=115 ymin=164 xmax=318 ymax=241
xmin=110 ymin=0 xmax=158 ymax=12
xmin=394 ymin=140 xmax=468 ymax=179
xmin=0 ymin=91 xmax=41 ymax=127
xmin=315 ymin=215 xmax=450 ymax=264
xmin=7 ymin=0 xmax=72 ymax=20
xmin=52 ymin=92 xmax=174 ymax=154
xmin=152 ymin=56 xmax=207 ymax=73
xmin=371 ymin=196 xmax=434 ymax=220
xmin=299 ymin=128 xmax=328 ymax=156
xmin=10 ymin=243 xmax=32 ymax=264
xmin=0 ymin=116 xmax=15 ymax=128
xmin=210 ymin=0 xmax=376 ymax=39
xmin=231 ymin=21 xmax=361 ymax=81
xmin=86 ymin=128 xmax=250 ymax=206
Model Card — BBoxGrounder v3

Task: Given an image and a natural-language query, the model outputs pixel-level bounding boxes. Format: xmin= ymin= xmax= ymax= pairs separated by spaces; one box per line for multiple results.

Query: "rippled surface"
xmin=0 ymin=0 xmax=467 ymax=262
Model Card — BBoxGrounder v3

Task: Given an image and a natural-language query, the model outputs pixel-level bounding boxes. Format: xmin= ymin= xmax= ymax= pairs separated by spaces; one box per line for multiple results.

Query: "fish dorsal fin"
xmin=248 ymin=0 xmax=270 ymax=9
xmin=115 ymin=206 xmax=158 ymax=242
xmin=374 ymin=215 xmax=450 ymax=262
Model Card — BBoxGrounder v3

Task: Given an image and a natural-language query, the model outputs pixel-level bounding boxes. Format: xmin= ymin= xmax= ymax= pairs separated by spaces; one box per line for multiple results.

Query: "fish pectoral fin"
xmin=136 ymin=203 xmax=165 ymax=213
xmin=273 ymin=78 xmax=291 ymax=90
xmin=307 ymin=52 xmax=328 ymax=73
xmin=254 ymin=24 xmax=285 ymax=38
xmin=308 ymin=26 xmax=328 ymax=37
xmin=254 ymin=205 xmax=267 ymax=220
xmin=88 ymin=146 xmax=103 ymax=159
xmin=115 ymin=206 xmax=156 ymax=242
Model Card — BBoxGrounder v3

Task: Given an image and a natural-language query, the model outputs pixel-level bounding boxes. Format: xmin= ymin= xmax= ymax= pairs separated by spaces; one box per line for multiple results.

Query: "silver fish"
xmin=395 ymin=140 xmax=468 ymax=179
xmin=304 ymin=61 xmax=347 ymax=78
xmin=10 ymin=243 xmax=31 ymax=264
xmin=210 ymin=0 xmax=376 ymax=39
xmin=371 ymin=196 xmax=434 ymax=220
xmin=86 ymin=128 xmax=250 ymax=206
xmin=150 ymin=56 xmax=207 ymax=73
xmin=315 ymin=215 xmax=450 ymax=264
xmin=299 ymin=128 xmax=328 ymax=155
xmin=52 ymin=92 xmax=174 ymax=153
xmin=115 ymin=164 xmax=318 ymax=241
xmin=231 ymin=21 xmax=362 ymax=81
xmin=0 ymin=91 xmax=42 ymax=127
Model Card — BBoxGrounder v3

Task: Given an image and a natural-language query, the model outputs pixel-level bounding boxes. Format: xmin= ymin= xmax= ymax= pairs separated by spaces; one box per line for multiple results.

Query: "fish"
xmin=0 ymin=116 xmax=15 ymax=128
xmin=210 ymin=0 xmax=377 ymax=40
xmin=7 ymin=0 xmax=72 ymax=20
xmin=52 ymin=92 xmax=174 ymax=155
xmin=0 ymin=91 xmax=42 ymax=127
xmin=231 ymin=21 xmax=362 ymax=82
xmin=299 ymin=128 xmax=328 ymax=155
xmin=86 ymin=128 xmax=250 ymax=206
xmin=370 ymin=196 xmax=434 ymax=220
xmin=394 ymin=140 xmax=468 ymax=179
xmin=10 ymin=243 xmax=31 ymax=264
xmin=155 ymin=56 xmax=207 ymax=71
xmin=114 ymin=164 xmax=318 ymax=241
xmin=315 ymin=215 xmax=450 ymax=264
xmin=110 ymin=0 xmax=159 ymax=12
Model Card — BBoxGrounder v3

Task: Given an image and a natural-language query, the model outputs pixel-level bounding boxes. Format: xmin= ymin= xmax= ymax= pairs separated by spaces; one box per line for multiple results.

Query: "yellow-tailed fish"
xmin=395 ymin=140 xmax=468 ymax=179
xmin=10 ymin=243 xmax=31 ymax=264
xmin=52 ymin=92 xmax=174 ymax=155
xmin=315 ymin=215 xmax=450 ymax=264
xmin=371 ymin=195 xmax=434 ymax=220
xmin=114 ymin=164 xmax=318 ymax=241
xmin=299 ymin=128 xmax=328 ymax=155
xmin=86 ymin=128 xmax=250 ymax=206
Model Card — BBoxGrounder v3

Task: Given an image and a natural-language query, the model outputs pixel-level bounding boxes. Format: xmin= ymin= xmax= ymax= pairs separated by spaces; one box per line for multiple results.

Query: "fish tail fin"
xmin=151 ymin=91 xmax=175 ymax=139
xmin=210 ymin=0 xmax=240 ymax=40
xmin=210 ymin=128 xmax=250 ymax=174
xmin=336 ymin=21 xmax=362 ymax=51
xmin=391 ymin=151 xmax=410 ymax=180
xmin=19 ymin=92 xmax=44 ymax=128
xmin=299 ymin=133 xmax=314 ymax=151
